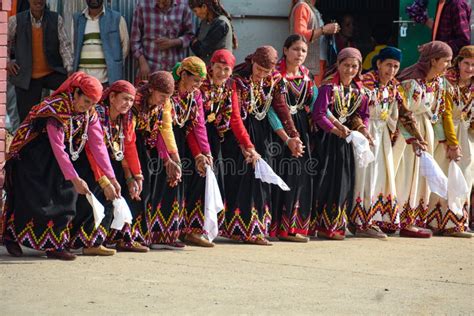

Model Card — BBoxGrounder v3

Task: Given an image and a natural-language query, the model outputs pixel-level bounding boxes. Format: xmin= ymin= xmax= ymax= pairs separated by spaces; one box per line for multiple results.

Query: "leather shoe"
xmin=185 ymin=233 xmax=215 ymax=247
xmin=116 ymin=241 xmax=149 ymax=253
xmin=5 ymin=240 xmax=23 ymax=257
xmin=83 ymin=245 xmax=116 ymax=256
xmin=46 ymin=249 xmax=77 ymax=261
xmin=400 ymin=228 xmax=432 ymax=238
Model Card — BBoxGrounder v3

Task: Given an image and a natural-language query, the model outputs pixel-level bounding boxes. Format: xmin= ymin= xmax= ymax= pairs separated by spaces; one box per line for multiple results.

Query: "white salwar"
xmin=426 ymin=81 xmax=471 ymax=233
xmin=351 ymin=84 xmax=399 ymax=231
xmin=393 ymin=78 xmax=440 ymax=228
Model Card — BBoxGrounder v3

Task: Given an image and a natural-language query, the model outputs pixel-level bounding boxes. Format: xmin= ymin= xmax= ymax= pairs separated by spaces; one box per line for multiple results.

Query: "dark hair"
xmin=189 ymin=0 xmax=238 ymax=49
xmin=282 ymin=34 xmax=308 ymax=58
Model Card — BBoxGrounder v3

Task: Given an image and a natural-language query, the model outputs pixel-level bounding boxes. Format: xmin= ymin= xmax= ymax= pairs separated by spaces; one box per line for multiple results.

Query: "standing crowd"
xmin=1 ymin=0 xmax=472 ymax=260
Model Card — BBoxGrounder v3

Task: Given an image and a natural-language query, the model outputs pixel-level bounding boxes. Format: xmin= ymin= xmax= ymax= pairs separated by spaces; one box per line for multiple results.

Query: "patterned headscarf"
xmin=252 ymin=45 xmax=278 ymax=69
xmin=149 ymin=71 xmax=175 ymax=95
xmin=172 ymin=56 xmax=207 ymax=81
xmin=52 ymin=71 xmax=103 ymax=103
xmin=398 ymin=41 xmax=452 ymax=81
xmin=101 ymin=80 xmax=136 ymax=102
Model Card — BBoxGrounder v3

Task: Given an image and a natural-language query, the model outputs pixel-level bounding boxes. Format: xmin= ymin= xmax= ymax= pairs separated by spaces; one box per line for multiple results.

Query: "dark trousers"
xmin=15 ymin=71 xmax=67 ymax=122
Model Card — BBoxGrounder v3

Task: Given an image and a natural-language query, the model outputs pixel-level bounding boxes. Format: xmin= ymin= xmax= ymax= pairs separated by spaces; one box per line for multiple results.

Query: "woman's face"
xmin=377 ymin=58 xmax=400 ymax=82
xmin=211 ymin=62 xmax=233 ymax=83
xmin=431 ymin=56 xmax=452 ymax=75
xmin=458 ymin=57 xmax=474 ymax=81
xmin=192 ymin=5 xmax=208 ymax=21
xmin=73 ymin=90 xmax=95 ymax=113
xmin=110 ymin=92 xmax=135 ymax=115
xmin=283 ymin=40 xmax=308 ymax=67
xmin=181 ymin=72 xmax=204 ymax=92
xmin=149 ymin=89 xmax=172 ymax=106
xmin=251 ymin=62 xmax=273 ymax=82
xmin=337 ymin=57 xmax=360 ymax=81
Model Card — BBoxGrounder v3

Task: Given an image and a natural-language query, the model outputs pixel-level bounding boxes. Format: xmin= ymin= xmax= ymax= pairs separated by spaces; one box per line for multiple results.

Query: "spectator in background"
xmin=335 ymin=13 xmax=357 ymax=52
xmin=188 ymin=0 xmax=237 ymax=65
xmin=72 ymin=0 xmax=129 ymax=86
xmin=289 ymin=0 xmax=340 ymax=86
xmin=131 ymin=0 xmax=194 ymax=78
xmin=362 ymin=25 xmax=391 ymax=72
xmin=5 ymin=0 xmax=30 ymax=132
xmin=426 ymin=0 xmax=471 ymax=56
xmin=7 ymin=0 xmax=73 ymax=122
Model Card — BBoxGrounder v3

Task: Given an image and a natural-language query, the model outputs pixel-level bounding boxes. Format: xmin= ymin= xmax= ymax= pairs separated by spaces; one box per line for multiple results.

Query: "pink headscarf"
xmin=398 ymin=41 xmax=453 ymax=81
xmin=101 ymin=80 xmax=136 ymax=103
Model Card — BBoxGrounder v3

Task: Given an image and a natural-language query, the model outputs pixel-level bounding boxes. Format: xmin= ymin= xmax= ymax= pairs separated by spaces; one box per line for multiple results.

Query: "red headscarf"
xmin=52 ymin=72 xmax=103 ymax=104
xmin=101 ymin=80 xmax=136 ymax=102
xmin=398 ymin=41 xmax=453 ymax=81
xmin=211 ymin=49 xmax=236 ymax=69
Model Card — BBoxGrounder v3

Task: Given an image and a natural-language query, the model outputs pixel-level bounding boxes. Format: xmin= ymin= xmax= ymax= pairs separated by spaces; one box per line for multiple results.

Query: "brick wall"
xmin=0 ymin=0 xmax=10 ymax=164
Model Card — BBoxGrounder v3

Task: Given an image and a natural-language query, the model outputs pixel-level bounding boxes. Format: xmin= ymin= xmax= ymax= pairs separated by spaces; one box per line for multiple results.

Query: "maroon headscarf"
xmin=148 ymin=71 xmax=175 ymax=95
xmin=398 ymin=41 xmax=453 ymax=81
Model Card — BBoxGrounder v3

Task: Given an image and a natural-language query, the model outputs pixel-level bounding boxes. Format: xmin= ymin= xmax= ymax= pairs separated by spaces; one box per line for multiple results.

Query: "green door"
xmin=396 ymin=0 xmax=438 ymax=68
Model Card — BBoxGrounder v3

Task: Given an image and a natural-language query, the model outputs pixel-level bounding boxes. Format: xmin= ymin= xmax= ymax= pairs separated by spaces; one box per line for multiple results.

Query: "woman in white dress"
xmin=351 ymin=47 xmax=426 ymax=238
xmin=428 ymin=45 xmax=473 ymax=238
xmin=395 ymin=41 xmax=461 ymax=238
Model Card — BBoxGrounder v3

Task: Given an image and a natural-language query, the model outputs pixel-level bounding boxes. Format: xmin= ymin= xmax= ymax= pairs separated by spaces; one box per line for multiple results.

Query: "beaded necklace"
xmin=207 ymin=79 xmax=226 ymax=123
xmin=333 ymin=84 xmax=363 ymax=123
xmin=69 ymin=107 xmax=90 ymax=161
xmin=283 ymin=76 xmax=309 ymax=114
xmin=249 ymin=78 xmax=275 ymax=120
xmin=171 ymin=91 xmax=194 ymax=127
xmin=421 ymin=77 xmax=445 ymax=124
xmin=103 ymin=110 xmax=124 ymax=161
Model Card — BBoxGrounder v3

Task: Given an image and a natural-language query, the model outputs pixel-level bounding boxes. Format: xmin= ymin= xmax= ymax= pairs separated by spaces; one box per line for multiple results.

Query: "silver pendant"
xmin=114 ymin=151 xmax=124 ymax=161
xmin=431 ymin=114 xmax=439 ymax=124
xmin=340 ymin=116 xmax=347 ymax=124
xmin=71 ymin=152 xmax=79 ymax=161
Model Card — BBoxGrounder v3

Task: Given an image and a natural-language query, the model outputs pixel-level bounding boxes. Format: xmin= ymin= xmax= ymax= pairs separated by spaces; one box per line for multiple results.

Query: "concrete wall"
xmin=222 ymin=0 xmax=292 ymax=63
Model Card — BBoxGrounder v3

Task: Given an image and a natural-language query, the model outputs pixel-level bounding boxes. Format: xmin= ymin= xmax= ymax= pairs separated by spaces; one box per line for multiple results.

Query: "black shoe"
xmin=5 ymin=240 xmax=23 ymax=257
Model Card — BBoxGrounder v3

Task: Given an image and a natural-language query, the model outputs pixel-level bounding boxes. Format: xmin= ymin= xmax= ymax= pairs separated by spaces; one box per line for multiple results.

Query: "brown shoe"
xmin=245 ymin=238 xmax=273 ymax=246
xmin=185 ymin=234 xmax=215 ymax=247
xmin=443 ymin=231 xmax=473 ymax=238
xmin=356 ymin=226 xmax=388 ymax=240
xmin=83 ymin=245 xmax=116 ymax=256
xmin=278 ymin=234 xmax=309 ymax=243
xmin=5 ymin=240 xmax=23 ymax=257
xmin=116 ymin=241 xmax=149 ymax=253
xmin=46 ymin=249 xmax=77 ymax=261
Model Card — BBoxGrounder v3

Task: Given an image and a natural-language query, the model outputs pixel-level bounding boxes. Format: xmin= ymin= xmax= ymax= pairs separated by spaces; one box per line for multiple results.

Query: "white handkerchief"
xmin=110 ymin=197 xmax=133 ymax=231
xmin=447 ymin=161 xmax=469 ymax=217
xmin=419 ymin=152 xmax=448 ymax=199
xmin=346 ymin=131 xmax=375 ymax=168
xmin=86 ymin=193 xmax=105 ymax=229
xmin=255 ymin=158 xmax=290 ymax=191
xmin=203 ymin=166 xmax=224 ymax=242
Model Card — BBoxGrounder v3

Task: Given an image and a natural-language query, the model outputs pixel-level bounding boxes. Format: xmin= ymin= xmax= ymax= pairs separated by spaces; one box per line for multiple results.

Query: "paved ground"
xmin=0 ymin=235 xmax=473 ymax=315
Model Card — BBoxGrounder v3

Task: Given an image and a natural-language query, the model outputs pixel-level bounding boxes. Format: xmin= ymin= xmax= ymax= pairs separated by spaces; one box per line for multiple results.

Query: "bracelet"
xmin=133 ymin=174 xmax=144 ymax=181
xmin=98 ymin=176 xmax=111 ymax=189
xmin=284 ymin=137 xmax=291 ymax=146
xmin=126 ymin=176 xmax=135 ymax=184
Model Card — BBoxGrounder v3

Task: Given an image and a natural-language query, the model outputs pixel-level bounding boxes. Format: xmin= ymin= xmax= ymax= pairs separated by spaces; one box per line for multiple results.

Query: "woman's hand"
xmin=287 ymin=137 xmax=304 ymax=158
xmin=103 ymin=183 xmax=119 ymax=201
xmin=243 ymin=147 xmax=261 ymax=167
xmin=446 ymin=144 xmax=462 ymax=162
xmin=71 ymin=177 xmax=91 ymax=195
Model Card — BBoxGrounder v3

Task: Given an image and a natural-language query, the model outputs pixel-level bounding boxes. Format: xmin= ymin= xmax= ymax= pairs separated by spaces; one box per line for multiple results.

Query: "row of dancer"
xmin=2 ymin=37 xmax=473 ymax=260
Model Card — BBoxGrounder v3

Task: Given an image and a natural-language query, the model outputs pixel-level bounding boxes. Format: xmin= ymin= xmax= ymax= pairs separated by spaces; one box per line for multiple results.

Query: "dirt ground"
xmin=0 ymin=235 xmax=473 ymax=315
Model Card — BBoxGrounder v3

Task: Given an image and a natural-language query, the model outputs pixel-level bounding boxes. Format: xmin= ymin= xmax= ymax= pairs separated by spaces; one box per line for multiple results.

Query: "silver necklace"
xmin=69 ymin=111 xmax=90 ymax=161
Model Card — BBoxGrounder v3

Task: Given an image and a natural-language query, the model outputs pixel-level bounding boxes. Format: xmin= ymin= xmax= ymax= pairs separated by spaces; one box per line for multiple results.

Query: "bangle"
xmin=133 ymin=174 xmax=144 ymax=181
xmin=98 ymin=176 xmax=111 ymax=189
xmin=284 ymin=137 xmax=291 ymax=146
xmin=126 ymin=176 xmax=135 ymax=184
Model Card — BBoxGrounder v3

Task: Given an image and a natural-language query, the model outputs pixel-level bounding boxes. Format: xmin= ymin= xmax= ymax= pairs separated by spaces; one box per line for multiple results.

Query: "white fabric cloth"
xmin=86 ymin=193 xmax=105 ymax=229
xmin=255 ymin=158 xmax=290 ymax=191
xmin=346 ymin=131 xmax=375 ymax=168
xmin=447 ymin=161 xmax=469 ymax=217
xmin=420 ymin=152 xmax=448 ymax=199
xmin=110 ymin=197 xmax=133 ymax=230
xmin=203 ymin=166 xmax=224 ymax=242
